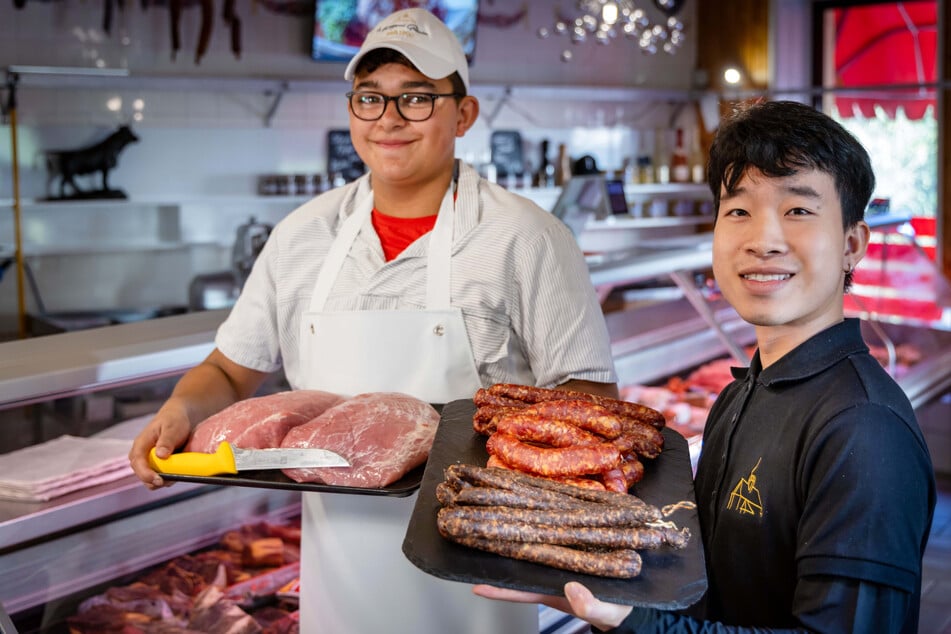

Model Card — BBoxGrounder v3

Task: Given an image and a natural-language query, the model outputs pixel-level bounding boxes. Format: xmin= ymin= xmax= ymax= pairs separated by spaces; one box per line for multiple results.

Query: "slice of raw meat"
xmin=280 ymin=392 xmax=440 ymax=488
xmin=187 ymin=390 xmax=345 ymax=453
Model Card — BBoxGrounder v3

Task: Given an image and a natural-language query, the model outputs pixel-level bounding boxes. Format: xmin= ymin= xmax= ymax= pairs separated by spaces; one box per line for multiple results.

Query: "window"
xmin=815 ymin=0 xmax=938 ymax=220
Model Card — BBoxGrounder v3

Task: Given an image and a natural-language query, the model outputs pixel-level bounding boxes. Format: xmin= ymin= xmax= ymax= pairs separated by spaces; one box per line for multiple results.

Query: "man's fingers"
xmin=128 ymin=423 xmax=172 ymax=488
xmin=472 ymin=584 xmax=571 ymax=613
xmin=564 ymin=582 xmax=632 ymax=631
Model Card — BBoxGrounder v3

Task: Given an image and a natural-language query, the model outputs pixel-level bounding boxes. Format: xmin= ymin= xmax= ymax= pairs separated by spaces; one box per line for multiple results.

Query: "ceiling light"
xmin=537 ymin=0 xmax=685 ymax=61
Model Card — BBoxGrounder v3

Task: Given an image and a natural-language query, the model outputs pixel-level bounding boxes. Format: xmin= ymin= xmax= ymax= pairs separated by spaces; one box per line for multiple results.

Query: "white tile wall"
xmin=0 ymin=0 xmax=701 ymax=332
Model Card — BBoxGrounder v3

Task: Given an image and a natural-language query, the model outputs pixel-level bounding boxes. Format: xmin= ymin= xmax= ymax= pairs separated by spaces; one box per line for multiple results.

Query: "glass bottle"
xmin=654 ymin=129 xmax=670 ymax=185
xmin=690 ymin=130 xmax=706 ymax=184
xmin=671 ymin=128 xmax=690 ymax=183
xmin=555 ymin=143 xmax=572 ymax=187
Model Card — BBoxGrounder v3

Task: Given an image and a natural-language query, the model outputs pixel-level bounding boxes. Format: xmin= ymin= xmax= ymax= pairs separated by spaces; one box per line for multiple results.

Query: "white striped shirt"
xmin=216 ymin=161 xmax=617 ymax=391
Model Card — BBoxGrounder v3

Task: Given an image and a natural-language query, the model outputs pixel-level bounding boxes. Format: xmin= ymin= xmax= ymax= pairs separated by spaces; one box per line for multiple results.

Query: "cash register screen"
xmin=605 ymin=179 xmax=629 ymax=215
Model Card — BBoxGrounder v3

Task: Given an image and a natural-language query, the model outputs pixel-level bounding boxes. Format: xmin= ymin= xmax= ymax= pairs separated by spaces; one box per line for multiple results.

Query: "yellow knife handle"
xmin=148 ymin=442 xmax=238 ymax=476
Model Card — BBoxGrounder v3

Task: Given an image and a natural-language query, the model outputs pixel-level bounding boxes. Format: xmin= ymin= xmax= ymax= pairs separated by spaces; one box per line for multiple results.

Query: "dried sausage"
xmin=450 ymin=483 xmax=591 ymax=511
xmin=440 ymin=533 xmax=642 ymax=579
xmin=435 ymin=481 xmax=458 ymax=506
xmin=169 ymin=0 xmax=182 ymax=60
xmin=195 ymin=0 xmax=214 ymax=64
xmin=486 ymin=432 xmax=621 ymax=477
xmin=446 ymin=464 xmax=660 ymax=519
xmin=437 ymin=504 xmax=652 ymax=528
xmin=438 ymin=506 xmax=689 ymax=550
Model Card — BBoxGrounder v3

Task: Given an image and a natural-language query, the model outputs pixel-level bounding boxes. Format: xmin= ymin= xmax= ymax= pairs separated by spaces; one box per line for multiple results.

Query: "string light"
xmin=536 ymin=0 xmax=686 ymax=62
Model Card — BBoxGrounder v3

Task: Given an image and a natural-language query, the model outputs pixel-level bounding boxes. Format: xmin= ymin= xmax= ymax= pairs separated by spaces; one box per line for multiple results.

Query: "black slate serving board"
xmin=402 ymin=399 xmax=707 ymax=608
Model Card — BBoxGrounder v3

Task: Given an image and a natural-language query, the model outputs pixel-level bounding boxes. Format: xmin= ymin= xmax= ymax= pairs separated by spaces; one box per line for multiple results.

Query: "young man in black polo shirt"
xmin=474 ymin=100 xmax=936 ymax=632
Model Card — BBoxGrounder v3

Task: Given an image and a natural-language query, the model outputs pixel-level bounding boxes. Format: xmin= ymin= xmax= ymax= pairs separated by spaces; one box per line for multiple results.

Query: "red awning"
xmin=833 ymin=1 xmax=937 ymax=119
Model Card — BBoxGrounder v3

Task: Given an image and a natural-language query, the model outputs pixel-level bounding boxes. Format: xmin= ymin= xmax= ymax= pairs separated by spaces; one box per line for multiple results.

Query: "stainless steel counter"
xmin=0 ymin=309 xmax=227 ymax=410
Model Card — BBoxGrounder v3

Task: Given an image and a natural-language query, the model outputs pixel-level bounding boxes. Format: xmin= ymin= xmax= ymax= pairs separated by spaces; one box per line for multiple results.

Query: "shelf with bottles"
xmin=0 ymin=195 xmax=311 ymax=258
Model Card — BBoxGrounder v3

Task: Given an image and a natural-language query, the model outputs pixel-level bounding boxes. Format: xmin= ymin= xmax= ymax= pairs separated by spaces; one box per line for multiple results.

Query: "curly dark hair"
xmin=353 ymin=48 xmax=467 ymax=98
xmin=707 ymin=100 xmax=874 ymax=231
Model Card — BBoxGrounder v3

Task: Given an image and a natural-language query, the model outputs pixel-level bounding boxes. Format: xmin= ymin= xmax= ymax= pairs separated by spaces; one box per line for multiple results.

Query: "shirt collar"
xmin=730 ymin=318 xmax=869 ymax=386
xmin=342 ymin=159 xmax=481 ymax=242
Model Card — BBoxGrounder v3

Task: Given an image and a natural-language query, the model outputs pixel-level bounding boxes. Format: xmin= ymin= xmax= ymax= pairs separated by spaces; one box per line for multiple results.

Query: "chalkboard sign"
xmin=327 ymin=129 xmax=365 ymax=183
xmin=490 ymin=130 xmax=524 ymax=177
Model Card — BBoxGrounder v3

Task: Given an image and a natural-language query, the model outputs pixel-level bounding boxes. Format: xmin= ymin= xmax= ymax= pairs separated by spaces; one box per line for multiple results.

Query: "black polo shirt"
xmin=686 ymin=318 xmax=935 ymax=631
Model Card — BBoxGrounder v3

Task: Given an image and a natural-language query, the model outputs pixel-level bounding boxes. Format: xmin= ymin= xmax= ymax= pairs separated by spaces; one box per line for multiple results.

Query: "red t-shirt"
xmin=371 ymin=208 xmax=438 ymax=262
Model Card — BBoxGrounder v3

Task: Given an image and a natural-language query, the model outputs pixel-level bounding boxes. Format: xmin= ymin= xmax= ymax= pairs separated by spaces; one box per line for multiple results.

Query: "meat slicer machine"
xmin=188 ymin=216 xmax=273 ymax=311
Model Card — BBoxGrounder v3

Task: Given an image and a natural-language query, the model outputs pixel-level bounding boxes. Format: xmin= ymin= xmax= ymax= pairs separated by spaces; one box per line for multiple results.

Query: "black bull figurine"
xmin=44 ymin=125 xmax=139 ymax=200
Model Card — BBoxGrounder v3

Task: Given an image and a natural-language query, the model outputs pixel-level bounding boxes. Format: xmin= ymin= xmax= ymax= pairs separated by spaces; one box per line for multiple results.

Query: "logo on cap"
xmin=379 ymin=22 xmax=427 ymax=35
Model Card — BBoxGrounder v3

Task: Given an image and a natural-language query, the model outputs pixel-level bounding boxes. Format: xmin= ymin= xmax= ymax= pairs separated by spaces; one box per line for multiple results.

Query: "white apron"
xmin=296 ymin=181 xmax=537 ymax=633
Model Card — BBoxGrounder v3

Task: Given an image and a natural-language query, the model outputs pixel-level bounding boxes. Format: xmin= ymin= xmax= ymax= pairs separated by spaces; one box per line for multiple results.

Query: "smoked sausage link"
xmin=487 ymin=383 xmax=666 ymax=429
xmin=620 ymin=455 xmax=645 ymax=488
xmin=520 ymin=400 xmax=623 ymax=439
xmin=495 ymin=412 xmax=605 ymax=447
xmin=618 ymin=421 xmax=665 ymax=459
xmin=474 ymin=388 xmax=526 ymax=408
xmin=472 ymin=405 xmax=519 ymax=435
xmin=486 ymin=432 xmax=621 ymax=477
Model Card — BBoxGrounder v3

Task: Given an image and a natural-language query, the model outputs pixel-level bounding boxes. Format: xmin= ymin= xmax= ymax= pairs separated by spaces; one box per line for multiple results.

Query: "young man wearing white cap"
xmin=130 ymin=7 xmax=618 ymax=632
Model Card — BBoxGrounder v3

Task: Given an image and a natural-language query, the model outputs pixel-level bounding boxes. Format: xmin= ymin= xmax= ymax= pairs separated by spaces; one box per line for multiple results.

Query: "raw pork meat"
xmin=189 ymin=586 xmax=262 ymax=633
xmin=280 ymin=392 xmax=439 ymax=488
xmin=187 ymin=390 xmax=345 ymax=453
xmin=684 ymin=357 xmax=741 ymax=395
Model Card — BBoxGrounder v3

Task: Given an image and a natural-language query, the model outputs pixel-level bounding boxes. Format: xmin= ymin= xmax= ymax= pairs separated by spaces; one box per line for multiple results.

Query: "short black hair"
xmin=707 ymin=100 xmax=875 ymax=230
xmin=353 ymin=48 xmax=467 ymax=97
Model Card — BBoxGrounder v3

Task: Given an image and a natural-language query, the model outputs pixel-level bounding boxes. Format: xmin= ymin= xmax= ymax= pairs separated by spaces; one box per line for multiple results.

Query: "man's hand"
xmin=128 ymin=400 xmax=192 ymax=489
xmin=558 ymin=379 xmax=620 ymax=399
xmin=127 ymin=349 xmax=269 ymax=490
xmin=473 ymin=581 xmax=632 ymax=632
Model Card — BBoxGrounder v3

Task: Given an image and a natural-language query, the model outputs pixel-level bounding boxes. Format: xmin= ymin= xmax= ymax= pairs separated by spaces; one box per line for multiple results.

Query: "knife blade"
xmin=148 ymin=441 xmax=349 ymax=477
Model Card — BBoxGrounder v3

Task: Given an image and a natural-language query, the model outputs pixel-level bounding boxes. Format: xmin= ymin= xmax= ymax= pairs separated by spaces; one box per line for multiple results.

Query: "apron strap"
xmin=309 ymin=176 xmax=456 ymax=313
xmin=426 ymin=184 xmax=454 ymax=311
xmin=308 ymin=193 xmax=374 ymax=312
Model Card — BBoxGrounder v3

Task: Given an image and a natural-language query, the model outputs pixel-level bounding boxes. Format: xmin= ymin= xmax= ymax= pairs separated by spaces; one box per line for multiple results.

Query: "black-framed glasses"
xmin=346 ymin=91 xmax=463 ymax=122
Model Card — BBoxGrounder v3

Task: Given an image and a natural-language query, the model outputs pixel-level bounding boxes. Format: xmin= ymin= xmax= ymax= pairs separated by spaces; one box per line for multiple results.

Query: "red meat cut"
xmin=280 ymin=392 xmax=439 ymax=488
xmin=186 ymin=390 xmax=345 ymax=453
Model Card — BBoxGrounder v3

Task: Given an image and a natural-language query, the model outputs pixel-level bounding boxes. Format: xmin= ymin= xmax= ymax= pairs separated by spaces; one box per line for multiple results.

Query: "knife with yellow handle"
xmin=148 ymin=441 xmax=350 ymax=477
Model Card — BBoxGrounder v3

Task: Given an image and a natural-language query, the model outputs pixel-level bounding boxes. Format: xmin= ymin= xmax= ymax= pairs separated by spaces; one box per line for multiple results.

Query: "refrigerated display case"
xmin=0 ymin=310 xmax=302 ymax=630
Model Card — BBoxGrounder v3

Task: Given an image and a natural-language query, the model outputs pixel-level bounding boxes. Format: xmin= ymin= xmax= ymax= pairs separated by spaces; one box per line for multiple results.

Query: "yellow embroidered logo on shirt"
xmin=727 ymin=457 xmax=763 ymax=517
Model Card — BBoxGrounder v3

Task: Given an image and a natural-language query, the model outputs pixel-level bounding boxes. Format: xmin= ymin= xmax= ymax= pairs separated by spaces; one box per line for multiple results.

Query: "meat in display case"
xmin=0 ymin=311 xmax=305 ymax=632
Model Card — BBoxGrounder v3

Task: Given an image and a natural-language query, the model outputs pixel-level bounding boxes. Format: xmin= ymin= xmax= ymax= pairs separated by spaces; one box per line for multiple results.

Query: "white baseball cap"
xmin=344 ymin=8 xmax=470 ymax=91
